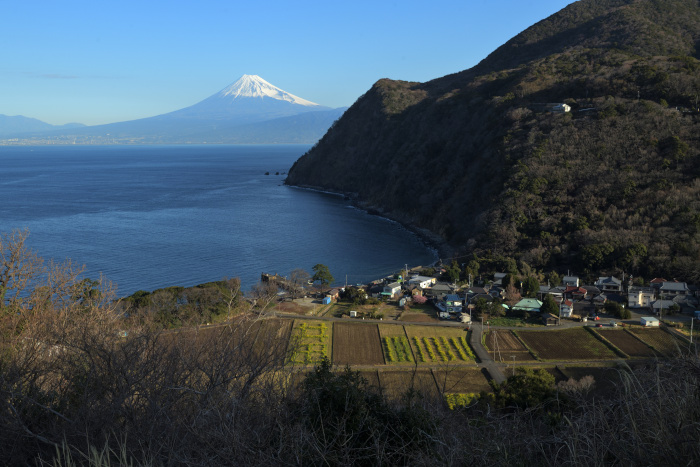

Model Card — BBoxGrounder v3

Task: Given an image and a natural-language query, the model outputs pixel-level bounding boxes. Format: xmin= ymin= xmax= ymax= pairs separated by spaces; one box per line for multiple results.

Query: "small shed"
xmin=322 ymin=296 xmax=332 ymax=305
xmin=542 ymin=313 xmax=558 ymax=326
xmin=349 ymin=310 xmax=358 ymax=318
xmin=641 ymin=316 xmax=660 ymax=327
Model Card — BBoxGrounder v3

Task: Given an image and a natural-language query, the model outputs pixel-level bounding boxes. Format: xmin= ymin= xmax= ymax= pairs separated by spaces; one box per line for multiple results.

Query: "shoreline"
xmin=285 ymin=182 xmax=454 ymax=263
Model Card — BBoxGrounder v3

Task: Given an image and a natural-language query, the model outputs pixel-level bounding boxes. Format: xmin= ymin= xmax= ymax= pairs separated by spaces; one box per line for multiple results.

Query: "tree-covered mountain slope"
xmin=286 ymin=0 xmax=700 ymax=281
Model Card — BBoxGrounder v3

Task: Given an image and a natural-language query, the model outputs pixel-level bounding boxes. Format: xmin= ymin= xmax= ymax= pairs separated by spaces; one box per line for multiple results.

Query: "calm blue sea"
xmin=0 ymin=145 xmax=437 ymax=295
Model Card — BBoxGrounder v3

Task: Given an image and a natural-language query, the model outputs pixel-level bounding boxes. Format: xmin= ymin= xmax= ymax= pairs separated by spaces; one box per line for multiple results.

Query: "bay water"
xmin=0 ymin=145 xmax=437 ymax=296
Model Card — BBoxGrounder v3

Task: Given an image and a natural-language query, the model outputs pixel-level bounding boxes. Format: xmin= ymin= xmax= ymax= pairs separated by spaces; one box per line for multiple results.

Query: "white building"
xmin=641 ymin=316 xmax=660 ymax=327
xmin=408 ymin=275 xmax=436 ymax=289
xmin=628 ymin=286 xmax=655 ymax=308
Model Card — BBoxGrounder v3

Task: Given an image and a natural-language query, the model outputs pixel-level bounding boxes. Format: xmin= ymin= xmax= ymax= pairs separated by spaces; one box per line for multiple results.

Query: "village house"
xmin=426 ymin=282 xmax=454 ymax=299
xmin=560 ymin=299 xmax=574 ymax=318
xmin=492 ymin=272 xmax=507 ymax=286
xmin=659 ymin=281 xmax=690 ymax=299
xmin=407 ymin=284 xmax=423 ymax=297
xmin=595 ymin=276 xmax=623 ymax=293
xmin=444 ymin=294 xmax=463 ymax=314
xmin=651 ymin=299 xmax=676 ymax=314
xmin=627 ymin=286 xmax=655 ymax=308
xmin=408 ymin=275 xmax=436 ymax=289
xmin=489 ymin=286 xmax=505 ymax=299
xmin=512 ymin=298 xmax=543 ymax=313
xmin=562 ymin=275 xmax=580 ymax=287
xmin=564 ymin=286 xmax=588 ymax=300
xmin=382 ymin=282 xmax=402 ymax=299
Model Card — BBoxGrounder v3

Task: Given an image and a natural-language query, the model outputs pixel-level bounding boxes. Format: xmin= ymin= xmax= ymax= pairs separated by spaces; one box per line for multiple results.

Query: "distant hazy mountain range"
xmin=0 ymin=75 xmax=346 ymax=144
xmin=0 ymin=114 xmax=85 ymax=138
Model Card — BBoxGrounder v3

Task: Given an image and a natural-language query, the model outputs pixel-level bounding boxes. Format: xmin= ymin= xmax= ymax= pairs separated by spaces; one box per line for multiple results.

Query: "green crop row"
xmin=383 ymin=337 xmax=414 ymax=363
xmin=413 ymin=337 xmax=426 ymax=362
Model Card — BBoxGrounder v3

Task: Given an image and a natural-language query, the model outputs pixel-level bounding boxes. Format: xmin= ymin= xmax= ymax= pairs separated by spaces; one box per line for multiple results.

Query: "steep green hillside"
xmin=286 ymin=0 xmax=700 ymax=281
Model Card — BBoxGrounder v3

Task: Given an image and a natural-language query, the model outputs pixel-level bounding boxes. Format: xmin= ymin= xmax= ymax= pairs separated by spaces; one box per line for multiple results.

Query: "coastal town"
xmin=254 ymin=263 xmax=698 ymax=394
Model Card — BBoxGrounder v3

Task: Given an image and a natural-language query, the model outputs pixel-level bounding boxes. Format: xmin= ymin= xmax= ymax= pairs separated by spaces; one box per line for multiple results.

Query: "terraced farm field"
xmin=403 ymin=326 xmax=475 ymax=363
xmin=516 ymin=328 xmax=618 ymax=360
xmin=628 ymin=328 xmax=687 ymax=357
xmin=332 ymin=322 xmax=384 ymax=365
xmin=377 ymin=370 xmax=439 ymax=400
xmin=597 ymin=329 xmax=660 ymax=358
xmin=377 ymin=325 xmax=415 ymax=364
xmin=485 ymin=330 xmax=536 ymax=362
xmin=287 ymin=320 xmax=332 ymax=364
xmin=432 ymin=368 xmax=492 ymax=394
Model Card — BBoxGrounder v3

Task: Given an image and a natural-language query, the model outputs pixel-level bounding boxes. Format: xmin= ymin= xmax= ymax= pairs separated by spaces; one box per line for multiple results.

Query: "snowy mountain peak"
xmin=218 ymin=74 xmax=319 ymax=107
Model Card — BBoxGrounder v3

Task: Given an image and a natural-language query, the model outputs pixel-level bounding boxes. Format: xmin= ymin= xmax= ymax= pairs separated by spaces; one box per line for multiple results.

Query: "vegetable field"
xmin=517 ymin=328 xmax=618 ymax=360
xmin=628 ymin=328 xmax=686 ymax=357
xmin=332 ymin=323 xmax=385 ymax=365
xmin=485 ymin=330 xmax=536 ymax=362
xmin=288 ymin=320 xmax=331 ymax=364
xmin=597 ymin=329 xmax=660 ymax=358
xmin=404 ymin=325 xmax=475 ymax=363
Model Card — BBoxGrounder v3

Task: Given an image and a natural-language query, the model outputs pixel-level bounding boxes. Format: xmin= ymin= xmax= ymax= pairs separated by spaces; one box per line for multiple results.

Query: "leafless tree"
xmin=289 ymin=268 xmax=310 ymax=299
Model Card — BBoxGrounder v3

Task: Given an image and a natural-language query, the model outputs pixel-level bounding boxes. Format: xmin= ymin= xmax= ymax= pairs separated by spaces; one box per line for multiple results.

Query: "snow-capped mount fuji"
xmin=218 ymin=74 xmax=319 ymax=106
xmin=2 ymin=75 xmax=345 ymax=144
xmin=162 ymin=74 xmax=331 ymax=124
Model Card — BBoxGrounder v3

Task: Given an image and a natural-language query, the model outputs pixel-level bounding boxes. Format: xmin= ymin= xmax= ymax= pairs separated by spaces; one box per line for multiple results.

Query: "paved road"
xmin=469 ymin=322 xmax=506 ymax=384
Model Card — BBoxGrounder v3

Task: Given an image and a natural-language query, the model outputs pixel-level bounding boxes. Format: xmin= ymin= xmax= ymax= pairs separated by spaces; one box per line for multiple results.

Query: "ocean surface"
xmin=0 ymin=145 xmax=437 ymax=296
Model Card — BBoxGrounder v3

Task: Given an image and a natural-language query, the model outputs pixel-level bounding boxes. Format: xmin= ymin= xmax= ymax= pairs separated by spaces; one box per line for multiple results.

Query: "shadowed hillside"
xmin=286 ymin=0 xmax=700 ymax=281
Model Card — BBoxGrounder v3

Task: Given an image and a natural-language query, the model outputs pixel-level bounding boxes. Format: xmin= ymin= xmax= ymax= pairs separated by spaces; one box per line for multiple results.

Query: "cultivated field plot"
xmin=332 ymin=322 xmax=385 ymax=366
xmin=377 ymin=325 xmax=416 ymax=364
xmin=382 ymin=335 xmax=415 ymax=363
xmin=485 ymin=330 xmax=537 ymax=362
xmin=404 ymin=326 xmax=475 ymax=363
xmin=628 ymin=328 xmax=687 ymax=357
xmin=597 ymin=329 xmax=659 ymax=358
xmin=377 ymin=370 xmax=439 ymax=400
xmin=287 ymin=320 xmax=332 ymax=365
xmin=516 ymin=328 xmax=618 ymax=361
xmin=399 ymin=304 xmax=439 ymax=323
xmin=432 ymin=368 xmax=492 ymax=394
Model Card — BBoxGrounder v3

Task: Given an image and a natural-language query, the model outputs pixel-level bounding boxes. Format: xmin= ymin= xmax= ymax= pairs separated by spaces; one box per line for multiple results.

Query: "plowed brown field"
xmin=597 ymin=329 xmax=660 ymax=358
xmin=517 ymin=328 xmax=618 ymax=360
xmin=333 ymin=322 xmax=385 ymax=365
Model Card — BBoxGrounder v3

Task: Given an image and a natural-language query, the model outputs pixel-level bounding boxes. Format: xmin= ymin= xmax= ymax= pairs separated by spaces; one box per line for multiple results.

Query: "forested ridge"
xmin=286 ymin=0 xmax=700 ymax=281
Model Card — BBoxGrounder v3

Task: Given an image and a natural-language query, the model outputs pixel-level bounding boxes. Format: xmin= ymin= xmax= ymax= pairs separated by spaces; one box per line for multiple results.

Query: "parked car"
xmin=610 ymin=321 xmax=618 ymax=327
xmin=590 ymin=314 xmax=600 ymax=321
xmin=596 ymin=323 xmax=603 ymax=327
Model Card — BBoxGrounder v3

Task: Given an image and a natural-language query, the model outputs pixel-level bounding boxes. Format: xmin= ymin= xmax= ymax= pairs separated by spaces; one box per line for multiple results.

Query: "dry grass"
xmin=377 ymin=369 xmax=439 ymax=400
xmin=432 ymin=368 xmax=492 ymax=394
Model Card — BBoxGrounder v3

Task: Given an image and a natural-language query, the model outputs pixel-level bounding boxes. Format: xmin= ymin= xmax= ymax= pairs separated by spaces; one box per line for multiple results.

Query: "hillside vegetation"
xmin=286 ymin=0 xmax=700 ymax=281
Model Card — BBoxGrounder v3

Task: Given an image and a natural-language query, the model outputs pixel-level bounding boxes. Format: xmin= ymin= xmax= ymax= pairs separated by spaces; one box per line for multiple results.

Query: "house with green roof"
xmin=512 ymin=298 xmax=543 ymax=313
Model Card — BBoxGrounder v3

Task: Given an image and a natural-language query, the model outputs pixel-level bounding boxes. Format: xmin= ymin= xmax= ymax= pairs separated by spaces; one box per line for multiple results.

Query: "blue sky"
xmin=1 ymin=0 xmax=577 ymax=125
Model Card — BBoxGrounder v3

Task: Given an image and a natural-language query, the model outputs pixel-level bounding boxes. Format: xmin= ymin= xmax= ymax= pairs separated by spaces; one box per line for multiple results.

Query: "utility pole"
xmin=690 ymin=316 xmax=694 ymax=345
xmin=511 ymin=355 xmax=516 ymax=376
